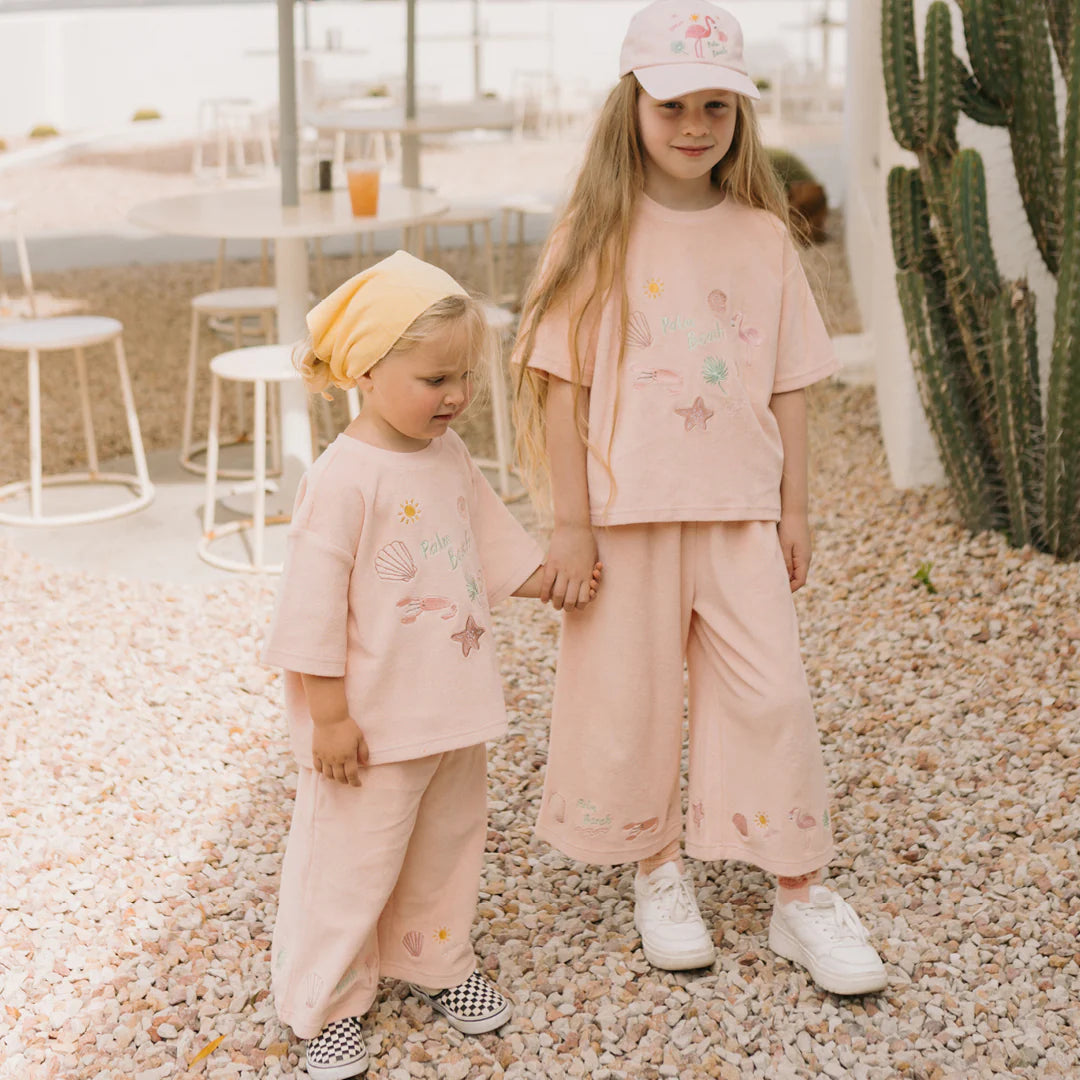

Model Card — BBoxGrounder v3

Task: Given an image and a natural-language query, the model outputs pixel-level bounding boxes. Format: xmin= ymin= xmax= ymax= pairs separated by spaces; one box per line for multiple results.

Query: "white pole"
xmin=278 ymin=0 xmax=299 ymax=207
xmin=401 ymin=0 xmax=421 ymax=188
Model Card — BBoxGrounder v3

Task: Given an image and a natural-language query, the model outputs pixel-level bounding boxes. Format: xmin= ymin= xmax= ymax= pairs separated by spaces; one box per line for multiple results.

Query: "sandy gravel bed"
xmin=3 ymin=374 xmax=1079 ymax=1079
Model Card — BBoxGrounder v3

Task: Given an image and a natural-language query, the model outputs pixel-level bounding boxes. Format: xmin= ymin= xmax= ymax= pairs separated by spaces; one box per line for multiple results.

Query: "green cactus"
xmin=987 ymin=285 xmax=1043 ymax=547
xmin=1045 ymin=16 xmax=1080 ymax=556
xmin=924 ymin=2 xmax=958 ymax=154
xmin=882 ymin=0 xmax=1080 ymax=558
xmin=895 ymin=267 xmax=999 ymax=532
xmin=950 ymin=149 xmax=1000 ymax=299
xmin=882 ymin=0 xmax=924 ymax=150
xmin=1041 ymin=0 xmax=1072 ymax=73
xmin=888 ymin=166 xmax=932 ymax=273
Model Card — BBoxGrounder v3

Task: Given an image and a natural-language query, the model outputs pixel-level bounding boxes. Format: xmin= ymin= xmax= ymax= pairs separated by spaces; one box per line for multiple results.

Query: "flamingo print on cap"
xmin=685 ymin=13 xmax=720 ymax=58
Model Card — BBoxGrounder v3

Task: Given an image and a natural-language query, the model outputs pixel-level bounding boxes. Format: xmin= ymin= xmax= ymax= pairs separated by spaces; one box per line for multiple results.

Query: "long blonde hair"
xmin=512 ymin=74 xmax=791 ymax=510
xmin=294 ymin=293 xmax=495 ymax=411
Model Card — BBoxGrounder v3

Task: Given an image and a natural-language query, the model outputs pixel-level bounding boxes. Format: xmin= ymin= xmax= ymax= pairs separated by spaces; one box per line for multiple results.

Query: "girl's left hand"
xmin=778 ymin=511 xmax=812 ymax=592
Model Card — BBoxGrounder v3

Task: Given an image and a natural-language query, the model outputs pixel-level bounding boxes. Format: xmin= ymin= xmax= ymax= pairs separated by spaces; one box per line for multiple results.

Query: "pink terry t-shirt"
xmin=527 ymin=194 xmax=838 ymax=525
xmin=262 ymin=429 xmax=543 ymax=767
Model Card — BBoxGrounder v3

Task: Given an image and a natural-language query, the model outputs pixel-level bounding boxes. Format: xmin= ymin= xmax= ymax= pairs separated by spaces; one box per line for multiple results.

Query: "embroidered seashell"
xmin=732 ymin=813 xmax=749 ymax=838
xmin=708 ymin=289 xmax=728 ymax=314
xmin=304 ymin=973 xmax=324 ymax=1008
xmin=549 ymin=792 xmax=566 ymax=824
xmin=625 ymin=310 xmax=652 ymax=349
xmin=402 ymin=930 xmax=424 ymax=958
xmin=375 ymin=540 xmax=416 ymax=582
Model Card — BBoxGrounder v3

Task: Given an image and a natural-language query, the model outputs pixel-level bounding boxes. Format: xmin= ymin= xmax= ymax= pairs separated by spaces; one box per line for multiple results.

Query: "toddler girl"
xmin=263 ymin=251 xmax=591 ymax=1078
xmin=513 ymin=0 xmax=886 ymax=996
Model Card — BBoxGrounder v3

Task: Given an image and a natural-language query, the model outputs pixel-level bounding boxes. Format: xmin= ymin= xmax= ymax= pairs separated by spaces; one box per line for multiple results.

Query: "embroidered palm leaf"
xmin=702 ymin=355 xmax=729 ymax=389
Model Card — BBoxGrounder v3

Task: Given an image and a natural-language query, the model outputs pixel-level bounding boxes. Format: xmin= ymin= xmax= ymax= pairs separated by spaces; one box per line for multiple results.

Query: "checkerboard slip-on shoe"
xmin=304 ymin=1016 xmax=369 ymax=1079
xmin=409 ymin=970 xmax=511 ymax=1034
xmin=633 ymin=862 xmax=716 ymax=971
xmin=768 ymin=885 xmax=888 ymax=995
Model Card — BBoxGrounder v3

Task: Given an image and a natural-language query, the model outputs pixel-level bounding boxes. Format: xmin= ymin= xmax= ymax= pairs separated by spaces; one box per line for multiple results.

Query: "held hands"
xmin=311 ymin=716 xmax=369 ymax=788
xmin=777 ymin=510 xmax=812 ymax=593
xmin=541 ymin=523 xmax=601 ymax=611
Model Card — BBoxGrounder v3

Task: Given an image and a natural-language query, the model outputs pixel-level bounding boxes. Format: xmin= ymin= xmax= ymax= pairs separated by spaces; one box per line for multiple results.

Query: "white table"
xmin=129 ymin=184 xmax=448 ymax=497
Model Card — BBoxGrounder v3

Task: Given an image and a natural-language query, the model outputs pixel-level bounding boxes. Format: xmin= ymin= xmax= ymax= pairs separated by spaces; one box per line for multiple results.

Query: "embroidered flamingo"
xmin=685 ymin=14 xmax=718 ymax=58
xmin=789 ymin=807 xmax=817 ymax=830
xmin=397 ymin=596 xmax=458 ymax=624
xmin=731 ymin=311 xmax=764 ymax=347
xmin=633 ymin=367 xmax=684 ymax=393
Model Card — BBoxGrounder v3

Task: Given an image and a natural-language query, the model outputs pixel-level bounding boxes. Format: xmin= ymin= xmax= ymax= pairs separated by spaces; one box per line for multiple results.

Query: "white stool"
xmin=180 ymin=286 xmax=278 ymax=478
xmin=423 ymin=210 xmax=498 ymax=299
xmin=498 ymin=197 xmax=556 ymax=307
xmin=200 ymin=345 xmax=302 ymax=574
xmin=0 ymin=316 xmax=153 ymax=525
xmin=476 ymin=304 xmax=517 ymax=500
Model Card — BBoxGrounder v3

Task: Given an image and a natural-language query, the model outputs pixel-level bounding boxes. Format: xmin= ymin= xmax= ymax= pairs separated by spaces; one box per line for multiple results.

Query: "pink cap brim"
xmin=633 ymin=62 xmax=760 ymax=101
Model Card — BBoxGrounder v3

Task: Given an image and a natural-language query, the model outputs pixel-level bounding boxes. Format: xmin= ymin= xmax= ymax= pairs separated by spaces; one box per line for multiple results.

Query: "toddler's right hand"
xmin=541 ymin=524 xmax=600 ymax=611
xmin=312 ymin=718 xmax=369 ymax=787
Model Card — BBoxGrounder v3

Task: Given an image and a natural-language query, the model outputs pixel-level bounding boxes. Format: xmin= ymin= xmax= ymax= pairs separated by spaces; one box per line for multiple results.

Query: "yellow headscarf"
xmin=305 ymin=250 xmax=468 ymax=390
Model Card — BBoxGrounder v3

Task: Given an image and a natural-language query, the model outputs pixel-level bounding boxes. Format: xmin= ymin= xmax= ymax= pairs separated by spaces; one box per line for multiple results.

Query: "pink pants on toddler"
xmin=272 ymin=743 xmax=487 ymax=1038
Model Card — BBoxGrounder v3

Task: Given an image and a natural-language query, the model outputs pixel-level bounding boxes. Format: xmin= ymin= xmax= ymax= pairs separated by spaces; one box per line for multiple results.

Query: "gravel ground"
xmin=2 ymin=143 xmax=1079 ymax=1079
xmin=3 ymin=374 xmax=1079 ymax=1079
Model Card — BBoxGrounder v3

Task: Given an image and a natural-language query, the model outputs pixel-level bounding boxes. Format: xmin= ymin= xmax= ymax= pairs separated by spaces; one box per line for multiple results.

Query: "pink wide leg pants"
xmin=536 ymin=521 xmax=835 ymax=876
xmin=272 ymin=744 xmax=487 ymax=1038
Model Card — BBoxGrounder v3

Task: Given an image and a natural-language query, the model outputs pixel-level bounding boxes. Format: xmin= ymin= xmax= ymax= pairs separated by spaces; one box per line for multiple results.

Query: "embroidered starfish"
xmin=675 ymin=396 xmax=714 ymax=431
xmin=450 ymin=615 xmax=485 ymax=657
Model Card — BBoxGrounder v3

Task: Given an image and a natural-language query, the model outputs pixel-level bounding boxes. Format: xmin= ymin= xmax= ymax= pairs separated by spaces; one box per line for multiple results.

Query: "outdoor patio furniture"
xmin=0 ymin=200 xmax=36 ymax=320
xmin=180 ymin=286 xmax=279 ymax=478
xmin=498 ymin=196 xmax=556 ymax=307
xmin=192 ymin=98 xmax=275 ymax=181
xmin=199 ymin=345 xmax=305 ymax=573
xmin=423 ymin=209 xmax=498 ymax=298
xmin=475 ymin=303 xmax=517 ymax=501
xmin=129 ymin=184 xmax=449 ymax=493
xmin=0 ymin=317 xmax=153 ymax=526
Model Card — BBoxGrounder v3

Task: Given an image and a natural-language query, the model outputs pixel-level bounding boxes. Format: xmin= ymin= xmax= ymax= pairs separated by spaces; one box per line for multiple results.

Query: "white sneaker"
xmin=768 ymin=885 xmax=888 ymax=995
xmin=633 ymin=862 xmax=716 ymax=970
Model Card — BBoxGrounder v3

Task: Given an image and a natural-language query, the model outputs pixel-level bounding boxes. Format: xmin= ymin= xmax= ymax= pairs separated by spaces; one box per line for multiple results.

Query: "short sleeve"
xmin=463 ymin=452 xmax=543 ymax=606
xmin=261 ymin=459 xmax=365 ymax=676
xmin=772 ymin=230 xmax=838 ymax=394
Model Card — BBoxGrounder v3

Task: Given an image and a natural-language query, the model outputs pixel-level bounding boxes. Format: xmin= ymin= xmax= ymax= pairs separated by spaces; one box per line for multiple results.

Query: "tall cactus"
xmin=881 ymin=0 xmax=1080 ymax=558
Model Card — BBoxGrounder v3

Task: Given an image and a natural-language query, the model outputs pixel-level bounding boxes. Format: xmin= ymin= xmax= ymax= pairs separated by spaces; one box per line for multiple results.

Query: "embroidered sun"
xmin=644 ymin=278 xmax=665 ymax=299
xmin=398 ymin=499 xmax=421 ymax=525
xmin=433 ymin=926 xmax=451 ymax=944
xmin=753 ymin=810 xmax=771 ymax=831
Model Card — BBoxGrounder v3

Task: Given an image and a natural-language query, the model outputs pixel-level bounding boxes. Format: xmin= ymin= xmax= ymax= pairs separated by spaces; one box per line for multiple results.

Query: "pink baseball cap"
xmin=619 ymin=0 xmax=761 ymax=101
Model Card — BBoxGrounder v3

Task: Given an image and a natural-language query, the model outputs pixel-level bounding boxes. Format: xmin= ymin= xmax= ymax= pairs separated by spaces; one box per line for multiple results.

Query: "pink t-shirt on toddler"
xmin=262 ymin=429 xmax=543 ymax=767
xmin=527 ymin=194 xmax=838 ymax=525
